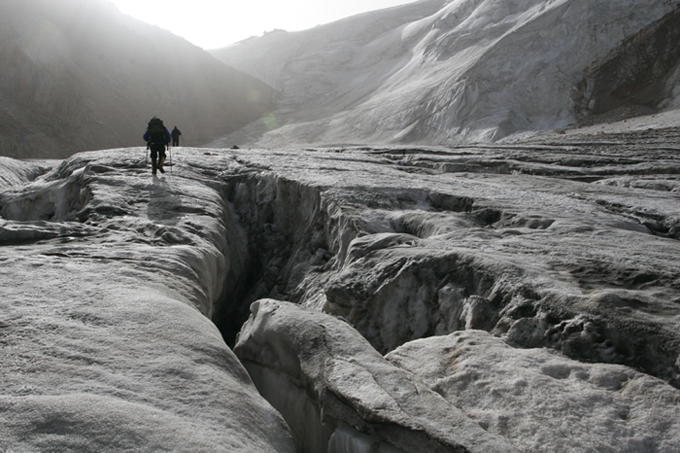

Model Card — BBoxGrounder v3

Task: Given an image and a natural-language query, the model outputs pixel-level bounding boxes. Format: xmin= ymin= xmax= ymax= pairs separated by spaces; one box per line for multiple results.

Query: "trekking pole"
xmin=169 ymin=145 xmax=173 ymax=175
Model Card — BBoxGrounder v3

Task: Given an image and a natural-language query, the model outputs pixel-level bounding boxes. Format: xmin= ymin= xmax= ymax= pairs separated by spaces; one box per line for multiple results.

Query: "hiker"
xmin=143 ymin=117 xmax=171 ymax=175
xmin=171 ymin=126 xmax=182 ymax=147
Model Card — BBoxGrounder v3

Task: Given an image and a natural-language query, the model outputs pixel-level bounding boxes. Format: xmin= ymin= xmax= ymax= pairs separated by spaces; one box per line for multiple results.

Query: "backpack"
xmin=147 ymin=117 xmax=165 ymax=143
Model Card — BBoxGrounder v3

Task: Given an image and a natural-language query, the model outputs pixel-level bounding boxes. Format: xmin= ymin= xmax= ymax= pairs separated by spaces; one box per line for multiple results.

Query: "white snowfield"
xmin=1 ymin=138 xmax=679 ymax=451
xmin=211 ymin=0 xmax=680 ymax=148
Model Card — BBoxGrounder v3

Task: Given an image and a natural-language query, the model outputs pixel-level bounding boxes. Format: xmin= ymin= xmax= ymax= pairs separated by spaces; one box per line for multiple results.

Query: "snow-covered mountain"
xmin=211 ymin=0 xmax=680 ymax=147
xmin=0 ymin=0 xmax=276 ymax=159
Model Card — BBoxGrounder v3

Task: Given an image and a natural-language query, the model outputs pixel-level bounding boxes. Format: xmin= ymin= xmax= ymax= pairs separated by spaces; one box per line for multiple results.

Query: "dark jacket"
xmin=143 ymin=126 xmax=171 ymax=144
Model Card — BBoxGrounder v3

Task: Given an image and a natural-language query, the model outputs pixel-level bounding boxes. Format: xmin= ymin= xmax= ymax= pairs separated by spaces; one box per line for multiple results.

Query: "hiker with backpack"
xmin=171 ymin=126 xmax=182 ymax=147
xmin=143 ymin=117 xmax=171 ymax=175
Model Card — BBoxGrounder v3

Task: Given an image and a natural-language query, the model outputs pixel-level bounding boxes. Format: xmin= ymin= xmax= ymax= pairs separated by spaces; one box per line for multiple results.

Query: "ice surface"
xmin=387 ymin=330 xmax=680 ymax=452
xmin=235 ymin=299 xmax=517 ymax=452
xmin=0 ymin=157 xmax=47 ymax=188
xmin=1 ymin=132 xmax=679 ymax=451
xmin=0 ymin=150 xmax=295 ymax=452
xmin=221 ymin=134 xmax=679 ymax=451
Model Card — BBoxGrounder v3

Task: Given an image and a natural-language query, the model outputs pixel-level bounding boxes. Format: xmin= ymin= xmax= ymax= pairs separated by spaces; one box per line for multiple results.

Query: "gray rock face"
xmin=1 ymin=126 xmax=680 ymax=451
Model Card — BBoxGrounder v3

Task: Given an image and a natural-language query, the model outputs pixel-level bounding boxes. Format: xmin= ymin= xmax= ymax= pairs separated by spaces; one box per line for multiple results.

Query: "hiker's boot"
xmin=151 ymin=157 xmax=157 ymax=175
xmin=159 ymin=155 xmax=165 ymax=173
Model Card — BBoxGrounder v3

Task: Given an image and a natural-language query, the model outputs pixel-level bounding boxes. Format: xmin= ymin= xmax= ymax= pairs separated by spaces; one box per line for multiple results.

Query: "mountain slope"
xmin=211 ymin=0 xmax=680 ymax=147
xmin=0 ymin=0 xmax=277 ymax=158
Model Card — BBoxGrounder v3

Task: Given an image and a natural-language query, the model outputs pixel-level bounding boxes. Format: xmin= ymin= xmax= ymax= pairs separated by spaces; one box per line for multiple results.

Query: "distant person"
xmin=143 ymin=117 xmax=171 ymax=175
xmin=171 ymin=126 xmax=182 ymax=147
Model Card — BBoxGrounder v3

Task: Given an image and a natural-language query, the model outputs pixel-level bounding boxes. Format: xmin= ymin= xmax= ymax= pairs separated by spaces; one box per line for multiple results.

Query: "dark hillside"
xmin=0 ymin=0 xmax=277 ymax=158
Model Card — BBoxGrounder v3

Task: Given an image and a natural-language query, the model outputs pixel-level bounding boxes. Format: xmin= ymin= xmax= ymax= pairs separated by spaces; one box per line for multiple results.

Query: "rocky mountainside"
xmin=1 ymin=124 xmax=679 ymax=451
xmin=210 ymin=0 xmax=680 ymax=148
xmin=0 ymin=0 xmax=276 ymax=159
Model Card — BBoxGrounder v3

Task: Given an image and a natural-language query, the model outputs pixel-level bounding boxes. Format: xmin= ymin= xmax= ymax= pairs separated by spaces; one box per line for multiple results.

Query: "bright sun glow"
xmin=107 ymin=0 xmax=417 ymax=49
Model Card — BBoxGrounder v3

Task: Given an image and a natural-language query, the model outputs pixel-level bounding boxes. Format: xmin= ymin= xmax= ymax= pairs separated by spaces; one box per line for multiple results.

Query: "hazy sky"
xmin=108 ymin=0 xmax=417 ymax=49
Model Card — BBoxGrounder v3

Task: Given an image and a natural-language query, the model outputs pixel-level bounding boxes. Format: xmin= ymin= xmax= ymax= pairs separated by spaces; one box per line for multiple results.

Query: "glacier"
xmin=1 ymin=128 xmax=680 ymax=451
